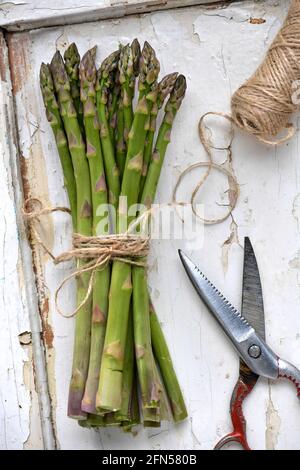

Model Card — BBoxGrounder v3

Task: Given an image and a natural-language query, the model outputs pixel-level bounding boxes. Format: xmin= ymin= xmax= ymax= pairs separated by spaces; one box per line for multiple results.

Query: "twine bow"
xmin=23 ymin=199 xmax=150 ymax=318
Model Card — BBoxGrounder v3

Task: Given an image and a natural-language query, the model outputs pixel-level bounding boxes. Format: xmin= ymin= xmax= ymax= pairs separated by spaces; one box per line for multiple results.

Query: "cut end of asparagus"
xmin=81 ymin=399 xmax=97 ymax=415
xmin=68 ymin=392 xmax=87 ymax=420
xmin=96 ymin=367 xmax=123 ymax=412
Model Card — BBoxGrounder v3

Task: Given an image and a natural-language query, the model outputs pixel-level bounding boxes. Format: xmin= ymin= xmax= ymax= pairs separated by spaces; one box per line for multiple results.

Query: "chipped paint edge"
xmin=0 ymin=31 xmax=56 ymax=450
xmin=0 ymin=0 xmax=233 ymax=32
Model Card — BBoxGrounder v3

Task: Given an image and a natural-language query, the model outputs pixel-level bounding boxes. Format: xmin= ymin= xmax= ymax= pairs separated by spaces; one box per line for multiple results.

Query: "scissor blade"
xmin=178 ymin=250 xmax=254 ymax=347
xmin=242 ymin=238 xmax=265 ymax=341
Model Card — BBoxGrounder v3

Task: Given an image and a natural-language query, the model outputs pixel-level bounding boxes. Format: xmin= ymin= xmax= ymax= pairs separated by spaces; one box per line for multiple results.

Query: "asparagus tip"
xmin=80 ymin=48 xmax=97 ymax=85
xmin=140 ymin=41 xmax=160 ymax=86
xmin=131 ymin=38 xmax=141 ymax=77
xmin=172 ymin=74 xmax=187 ymax=101
xmin=101 ymin=49 xmax=120 ymax=76
xmin=50 ymin=50 xmax=70 ymax=88
xmin=158 ymin=72 xmax=178 ymax=106
xmin=64 ymin=42 xmax=80 ymax=62
xmin=40 ymin=62 xmax=51 ymax=84
xmin=89 ymin=45 xmax=97 ymax=61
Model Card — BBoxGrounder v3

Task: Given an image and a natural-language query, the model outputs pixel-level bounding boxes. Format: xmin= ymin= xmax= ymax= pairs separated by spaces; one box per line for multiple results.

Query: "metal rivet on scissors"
xmin=179 ymin=237 xmax=300 ymax=451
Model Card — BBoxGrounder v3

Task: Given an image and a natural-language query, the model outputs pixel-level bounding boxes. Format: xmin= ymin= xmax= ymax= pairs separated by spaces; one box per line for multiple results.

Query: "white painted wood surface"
xmin=0 ymin=32 xmax=45 ymax=450
xmin=0 ymin=0 xmax=226 ymax=31
xmin=3 ymin=0 xmax=300 ymax=450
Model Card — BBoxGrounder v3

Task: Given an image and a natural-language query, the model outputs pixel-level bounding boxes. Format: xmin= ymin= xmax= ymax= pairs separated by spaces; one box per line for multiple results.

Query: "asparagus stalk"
xmin=96 ymin=42 xmax=160 ymax=412
xmin=143 ymin=358 xmax=170 ymax=426
xmin=115 ymin=90 xmax=126 ymax=177
xmin=64 ymin=43 xmax=85 ymax=138
xmin=115 ymin=308 xmax=135 ymax=423
xmin=121 ymin=376 xmax=140 ymax=431
xmin=40 ymin=63 xmax=77 ymax=229
xmin=78 ymin=49 xmax=111 ymax=415
xmin=96 ymin=50 xmax=120 ymax=212
xmin=149 ymin=302 xmax=187 ymax=422
xmin=139 ymin=72 xmax=178 ymax=198
xmin=108 ymin=69 xmax=120 ymax=146
xmin=141 ymin=75 xmax=186 ymax=208
xmin=50 ymin=51 xmax=93 ymax=420
xmin=133 ymin=75 xmax=187 ymax=423
xmin=131 ymin=38 xmax=141 ymax=79
xmin=116 ymin=39 xmax=140 ymax=176
xmin=131 ymin=74 xmax=183 ymax=419
xmin=119 ymin=39 xmax=141 ymax=145
xmin=132 ymin=266 xmax=161 ymax=410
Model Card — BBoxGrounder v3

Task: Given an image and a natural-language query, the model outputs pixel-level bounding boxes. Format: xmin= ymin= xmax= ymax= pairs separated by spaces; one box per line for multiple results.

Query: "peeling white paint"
xmin=0 ymin=32 xmax=44 ymax=450
xmin=5 ymin=0 xmax=300 ymax=450
xmin=0 ymin=0 xmax=228 ymax=32
xmin=0 ymin=31 xmax=55 ymax=449
xmin=266 ymin=386 xmax=281 ymax=450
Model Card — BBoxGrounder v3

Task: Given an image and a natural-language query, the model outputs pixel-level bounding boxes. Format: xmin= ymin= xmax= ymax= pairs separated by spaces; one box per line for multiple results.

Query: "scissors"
xmin=179 ymin=237 xmax=300 ymax=450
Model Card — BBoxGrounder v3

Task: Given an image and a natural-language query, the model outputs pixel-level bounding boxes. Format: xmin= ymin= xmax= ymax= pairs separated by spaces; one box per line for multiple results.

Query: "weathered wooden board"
xmin=0 ymin=32 xmax=47 ymax=450
xmin=0 ymin=0 xmax=230 ymax=31
xmin=4 ymin=0 xmax=300 ymax=450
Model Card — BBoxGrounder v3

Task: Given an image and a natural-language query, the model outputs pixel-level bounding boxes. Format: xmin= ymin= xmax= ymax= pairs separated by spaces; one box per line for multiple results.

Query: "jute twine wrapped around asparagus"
xmin=40 ymin=39 xmax=187 ymax=430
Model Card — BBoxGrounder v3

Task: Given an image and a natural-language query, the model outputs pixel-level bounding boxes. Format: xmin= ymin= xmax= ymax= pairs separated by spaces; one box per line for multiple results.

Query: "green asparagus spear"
xmin=133 ymin=266 xmax=161 ymax=411
xmin=50 ymin=51 xmax=93 ymax=420
xmin=139 ymin=72 xmax=178 ymax=198
xmin=134 ymin=75 xmax=187 ymax=423
xmin=96 ymin=50 xmax=121 ymax=213
xmin=108 ymin=69 xmax=120 ymax=146
xmin=130 ymin=74 xmax=183 ymax=419
xmin=121 ymin=376 xmax=140 ymax=431
xmin=141 ymin=75 xmax=186 ymax=208
xmin=149 ymin=302 xmax=187 ymax=422
xmin=40 ymin=63 xmax=77 ymax=229
xmin=115 ymin=308 xmax=135 ymax=423
xmin=96 ymin=42 xmax=160 ymax=412
xmin=64 ymin=43 xmax=85 ymax=137
xmin=115 ymin=90 xmax=126 ymax=177
xmin=79 ymin=49 xmax=111 ymax=415
xmin=119 ymin=39 xmax=141 ymax=145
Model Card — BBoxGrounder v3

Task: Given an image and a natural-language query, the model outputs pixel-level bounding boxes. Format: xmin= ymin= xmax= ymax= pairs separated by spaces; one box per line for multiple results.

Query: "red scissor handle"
xmin=214 ymin=375 xmax=256 ymax=451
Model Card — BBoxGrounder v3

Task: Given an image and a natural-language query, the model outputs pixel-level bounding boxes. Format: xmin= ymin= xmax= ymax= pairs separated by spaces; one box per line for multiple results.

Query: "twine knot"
xmin=23 ymin=198 xmax=149 ymax=318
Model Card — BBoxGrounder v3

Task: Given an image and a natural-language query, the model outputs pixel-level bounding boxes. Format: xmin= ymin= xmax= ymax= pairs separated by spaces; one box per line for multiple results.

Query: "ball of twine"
xmin=231 ymin=0 xmax=300 ymax=145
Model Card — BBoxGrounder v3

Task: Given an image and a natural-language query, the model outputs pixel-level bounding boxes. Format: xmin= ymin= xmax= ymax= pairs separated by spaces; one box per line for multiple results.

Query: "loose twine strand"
xmin=231 ymin=0 xmax=300 ymax=145
xmin=173 ymin=112 xmax=239 ymax=225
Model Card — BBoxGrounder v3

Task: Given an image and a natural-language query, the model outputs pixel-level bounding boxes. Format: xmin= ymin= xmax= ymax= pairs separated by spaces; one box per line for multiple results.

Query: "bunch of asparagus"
xmin=40 ymin=39 xmax=187 ymax=430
